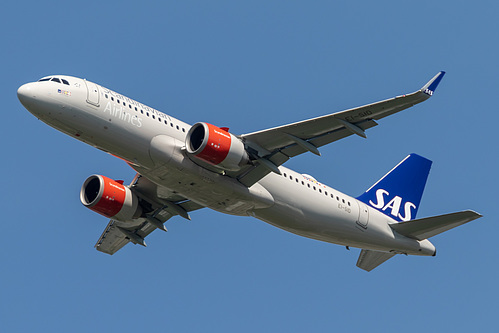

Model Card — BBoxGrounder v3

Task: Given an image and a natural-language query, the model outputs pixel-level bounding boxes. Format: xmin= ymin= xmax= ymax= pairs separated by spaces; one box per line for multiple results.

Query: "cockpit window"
xmin=37 ymin=77 xmax=70 ymax=85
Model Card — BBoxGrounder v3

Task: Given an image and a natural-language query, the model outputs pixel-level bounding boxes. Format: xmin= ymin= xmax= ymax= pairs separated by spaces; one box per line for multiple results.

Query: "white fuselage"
xmin=17 ymin=76 xmax=435 ymax=256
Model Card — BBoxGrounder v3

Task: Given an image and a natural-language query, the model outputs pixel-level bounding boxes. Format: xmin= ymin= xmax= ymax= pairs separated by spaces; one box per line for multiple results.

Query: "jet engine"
xmin=80 ymin=175 xmax=142 ymax=221
xmin=185 ymin=122 xmax=249 ymax=171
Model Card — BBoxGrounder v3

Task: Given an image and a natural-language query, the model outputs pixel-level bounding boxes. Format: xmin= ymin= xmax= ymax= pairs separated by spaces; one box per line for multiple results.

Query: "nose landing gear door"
xmin=84 ymin=80 xmax=100 ymax=106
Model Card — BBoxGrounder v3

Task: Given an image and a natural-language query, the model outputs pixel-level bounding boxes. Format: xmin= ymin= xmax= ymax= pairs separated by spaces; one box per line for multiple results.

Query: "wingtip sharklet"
xmin=420 ymin=71 xmax=446 ymax=96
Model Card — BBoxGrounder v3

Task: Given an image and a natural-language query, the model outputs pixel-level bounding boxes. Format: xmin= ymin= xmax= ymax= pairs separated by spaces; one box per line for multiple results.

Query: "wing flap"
xmin=390 ymin=210 xmax=482 ymax=241
xmin=237 ymin=120 xmax=378 ymax=186
xmin=356 ymin=249 xmax=396 ymax=272
xmin=95 ymin=218 xmax=162 ymax=255
xmin=280 ymin=119 xmax=378 ymax=158
xmin=95 ymin=220 xmax=132 ymax=255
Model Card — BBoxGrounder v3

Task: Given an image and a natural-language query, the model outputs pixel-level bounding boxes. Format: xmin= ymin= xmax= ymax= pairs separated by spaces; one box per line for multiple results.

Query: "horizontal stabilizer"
xmin=390 ymin=210 xmax=482 ymax=241
xmin=356 ymin=249 xmax=396 ymax=272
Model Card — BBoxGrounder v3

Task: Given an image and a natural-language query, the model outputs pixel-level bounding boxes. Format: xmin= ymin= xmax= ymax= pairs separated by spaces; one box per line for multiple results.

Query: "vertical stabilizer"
xmin=357 ymin=154 xmax=432 ymax=222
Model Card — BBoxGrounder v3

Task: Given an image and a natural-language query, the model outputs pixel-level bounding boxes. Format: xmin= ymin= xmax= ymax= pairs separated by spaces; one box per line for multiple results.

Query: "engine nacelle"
xmin=185 ymin=122 xmax=249 ymax=171
xmin=80 ymin=175 xmax=142 ymax=221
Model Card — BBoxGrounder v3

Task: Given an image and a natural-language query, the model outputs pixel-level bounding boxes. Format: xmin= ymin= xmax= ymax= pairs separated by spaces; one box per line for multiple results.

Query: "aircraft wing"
xmin=95 ymin=175 xmax=204 ymax=255
xmin=235 ymin=72 xmax=445 ymax=186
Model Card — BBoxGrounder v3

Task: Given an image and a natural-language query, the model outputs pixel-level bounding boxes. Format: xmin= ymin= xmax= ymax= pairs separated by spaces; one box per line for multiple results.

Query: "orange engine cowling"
xmin=185 ymin=122 xmax=249 ymax=171
xmin=80 ymin=175 xmax=142 ymax=221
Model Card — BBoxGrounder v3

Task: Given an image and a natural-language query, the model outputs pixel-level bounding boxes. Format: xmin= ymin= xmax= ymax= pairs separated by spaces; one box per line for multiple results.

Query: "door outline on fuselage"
xmin=357 ymin=201 xmax=369 ymax=229
xmin=84 ymin=79 xmax=100 ymax=106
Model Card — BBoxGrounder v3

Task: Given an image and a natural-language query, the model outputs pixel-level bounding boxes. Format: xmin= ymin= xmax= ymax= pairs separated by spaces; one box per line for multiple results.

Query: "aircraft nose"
xmin=17 ymin=82 xmax=36 ymax=107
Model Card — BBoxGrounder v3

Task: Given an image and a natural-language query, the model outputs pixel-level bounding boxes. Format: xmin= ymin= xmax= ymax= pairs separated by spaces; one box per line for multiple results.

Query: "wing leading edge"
xmin=234 ymin=72 xmax=445 ymax=187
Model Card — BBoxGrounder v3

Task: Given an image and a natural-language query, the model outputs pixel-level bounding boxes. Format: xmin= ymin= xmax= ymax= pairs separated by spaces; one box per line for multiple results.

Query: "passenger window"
xmin=117 ymin=100 xmax=120 ymax=104
xmin=283 ymin=173 xmax=287 ymax=177
xmin=176 ymin=125 xmax=179 ymax=130
xmin=182 ymin=128 xmax=186 ymax=132
xmin=111 ymin=97 xmax=114 ymax=101
xmin=295 ymin=178 xmax=299 ymax=183
xmin=164 ymin=120 xmax=168 ymax=125
xmin=105 ymin=94 xmax=108 ymax=99
xmin=135 ymin=107 xmax=138 ymax=111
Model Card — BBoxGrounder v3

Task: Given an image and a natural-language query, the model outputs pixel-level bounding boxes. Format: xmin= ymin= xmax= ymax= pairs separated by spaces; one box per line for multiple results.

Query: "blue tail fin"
xmin=357 ymin=154 xmax=432 ymax=222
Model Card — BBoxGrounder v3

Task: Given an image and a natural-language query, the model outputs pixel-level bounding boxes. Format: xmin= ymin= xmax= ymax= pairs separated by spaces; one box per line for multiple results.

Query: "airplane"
xmin=17 ymin=71 xmax=482 ymax=271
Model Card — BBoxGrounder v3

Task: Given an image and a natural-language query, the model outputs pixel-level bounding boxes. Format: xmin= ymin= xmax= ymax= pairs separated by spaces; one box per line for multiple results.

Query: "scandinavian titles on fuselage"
xmin=103 ymin=101 xmax=143 ymax=128
xmin=99 ymin=86 xmax=172 ymax=129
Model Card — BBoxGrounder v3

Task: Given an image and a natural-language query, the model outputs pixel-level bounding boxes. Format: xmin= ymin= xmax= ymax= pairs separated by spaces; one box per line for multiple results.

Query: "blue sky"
xmin=2 ymin=1 xmax=497 ymax=332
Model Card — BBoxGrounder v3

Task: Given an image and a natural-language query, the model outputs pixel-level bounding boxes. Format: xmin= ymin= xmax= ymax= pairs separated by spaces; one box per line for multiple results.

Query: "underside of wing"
xmin=95 ymin=175 xmax=204 ymax=255
xmin=234 ymin=72 xmax=445 ymax=186
xmin=95 ymin=218 xmax=161 ymax=255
